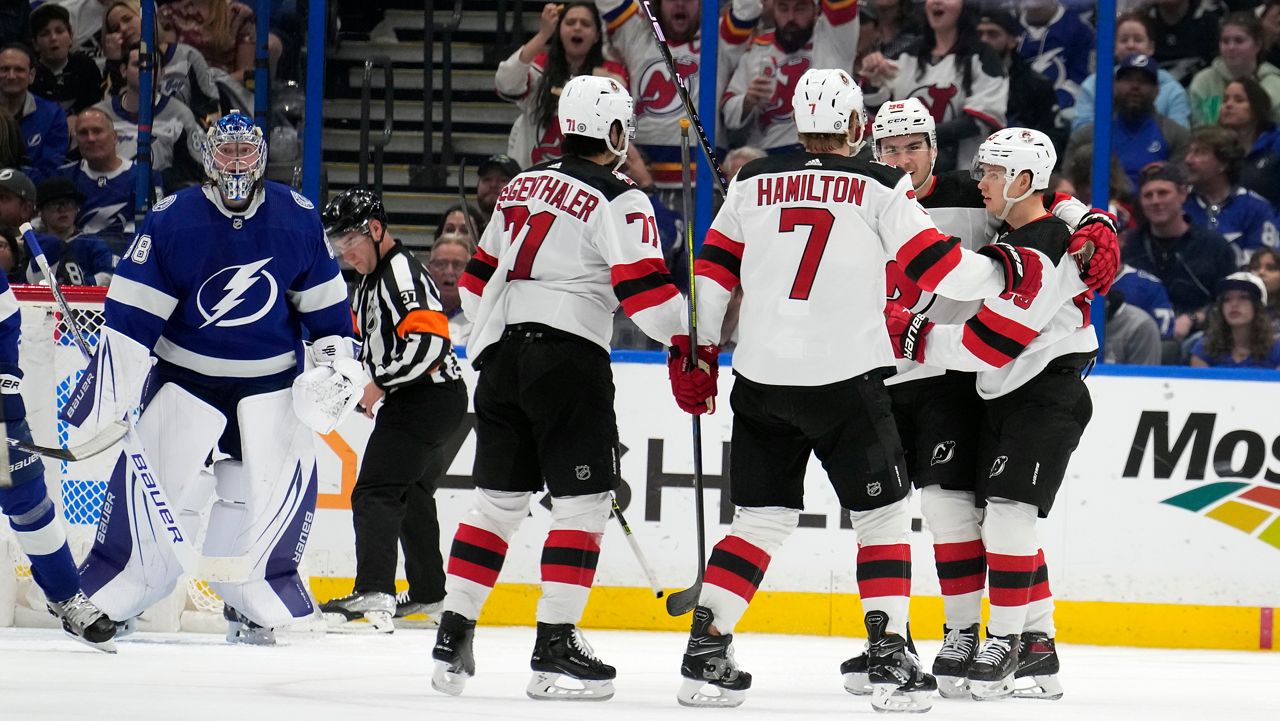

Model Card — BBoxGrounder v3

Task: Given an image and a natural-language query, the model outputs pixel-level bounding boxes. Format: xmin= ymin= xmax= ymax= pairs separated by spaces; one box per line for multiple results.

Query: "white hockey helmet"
xmin=558 ymin=74 xmax=635 ymax=163
xmin=871 ymin=97 xmax=937 ymax=160
xmin=792 ymin=68 xmax=867 ymax=152
xmin=972 ymin=127 xmax=1057 ymax=218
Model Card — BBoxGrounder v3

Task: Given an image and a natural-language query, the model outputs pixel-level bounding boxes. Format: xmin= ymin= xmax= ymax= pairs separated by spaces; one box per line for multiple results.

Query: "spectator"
xmin=863 ymin=0 xmax=919 ymax=58
xmin=861 ymin=0 xmax=1007 ymax=172
xmin=29 ymin=3 xmax=103 ymax=118
xmin=1146 ymin=0 xmax=1223 ymax=83
xmin=1182 ymin=125 xmax=1279 ymax=267
xmin=0 ymin=167 xmax=38 ymax=274
xmin=0 ymin=1 xmax=29 ymax=47
xmin=1112 ymin=264 xmax=1177 ymax=339
xmin=65 ymin=106 xmax=161 ymax=254
xmin=1189 ymin=12 xmax=1280 ymax=127
xmin=1263 ymin=1 xmax=1280 ymax=69
xmin=473 ymin=153 xmax=519 ymax=228
xmin=1189 ymin=271 xmax=1280 ymax=368
xmin=0 ymin=223 xmax=24 ymax=283
xmin=496 ymin=4 xmax=623 ymax=170
xmin=158 ymin=0 xmax=281 ymax=84
xmin=434 ymin=204 xmax=483 ymax=243
xmin=1104 ymin=290 xmax=1163 ymax=365
xmin=1063 ymin=140 xmax=1138 ymax=230
xmin=1016 ymin=0 xmax=1093 ymax=121
xmin=1068 ymin=54 xmax=1188 ymax=190
xmin=0 ymin=105 xmax=25 ymax=168
xmin=600 ymin=0 xmax=760 ymax=194
xmin=1073 ymin=11 xmax=1191 ymax=131
xmin=101 ymin=1 xmax=221 ymax=117
xmin=427 ymin=233 xmax=473 ymax=346
xmin=724 ymin=0 xmax=860 ymax=154
xmin=977 ymin=9 xmax=1057 ymax=143
xmin=1249 ymin=246 xmax=1280 ymax=329
xmin=60 ymin=0 xmax=108 ymax=62
xmin=32 ymin=176 xmax=113 ymax=285
xmin=721 ymin=145 xmax=767 ymax=180
xmin=1218 ymin=76 xmax=1280 ymax=206
xmin=0 ymin=43 xmax=67 ymax=183
xmin=95 ymin=43 xmax=204 ymax=184
xmin=1123 ymin=162 xmax=1237 ymax=340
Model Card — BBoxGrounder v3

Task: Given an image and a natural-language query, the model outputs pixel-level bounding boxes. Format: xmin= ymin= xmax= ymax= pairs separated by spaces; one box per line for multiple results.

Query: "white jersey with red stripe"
xmin=598 ymin=0 xmax=760 ymax=188
xmin=922 ymin=214 xmax=1098 ymax=399
xmin=694 ymin=152 xmax=1008 ymax=387
xmin=721 ymin=0 xmax=861 ymax=152
xmin=459 ymin=156 xmax=686 ymax=361
xmin=887 ymin=174 xmax=1092 ymax=385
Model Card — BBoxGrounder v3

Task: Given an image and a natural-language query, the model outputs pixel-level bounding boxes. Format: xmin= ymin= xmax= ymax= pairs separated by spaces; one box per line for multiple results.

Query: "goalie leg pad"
xmin=849 ymin=498 xmax=912 ymax=637
xmin=698 ymin=506 xmax=798 ymax=635
xmin=206 ymin=388 xmax=319 ymax=628
xmin=443 ymin=489 xmax=531 ymax=620
xmin=79 ymin=383 xmax=226 ymax=621
xmin=536 ymin=492 xmax=610 ymax=625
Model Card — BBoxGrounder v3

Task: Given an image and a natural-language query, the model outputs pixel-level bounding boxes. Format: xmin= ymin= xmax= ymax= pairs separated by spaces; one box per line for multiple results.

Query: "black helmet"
xmin=321 ymin=186 xmax=388 ymax=237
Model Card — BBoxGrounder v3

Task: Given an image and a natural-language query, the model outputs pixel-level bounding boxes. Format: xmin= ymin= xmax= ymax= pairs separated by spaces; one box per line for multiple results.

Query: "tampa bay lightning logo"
xmin=196 ymin=258 xmax=278 ymax=328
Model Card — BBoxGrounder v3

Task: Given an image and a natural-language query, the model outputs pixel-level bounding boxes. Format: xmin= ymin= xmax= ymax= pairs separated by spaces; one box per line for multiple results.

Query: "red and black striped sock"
xmin=935 ymin=538 xmax=986 ymax=628
xmin=700 ymin=535 xmax=772 ymax=634
xmin=537 ymin=529 xmax=603 ymax=624
xmin=857 ymin=543 xmax=912 ymax=636
xmin=442 ymin=523 xmax=509 ymax=619
xmin=986 ymin=551 xmax=1037 ymax=637
xmin=1024 ymin=549 xmax=1055 ymax=636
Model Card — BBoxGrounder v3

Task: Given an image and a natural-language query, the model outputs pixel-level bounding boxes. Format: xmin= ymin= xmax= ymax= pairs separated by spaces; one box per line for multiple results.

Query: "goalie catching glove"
xmin=884 ymin=302 xmax=933 ymax=362
xmin=292 ymin=357 xmax=370 ymax=434
xmin=667 ymin=335 xmax=719 ymax=415
xmin=1068 ymin=209 xmax=1120 ymax=295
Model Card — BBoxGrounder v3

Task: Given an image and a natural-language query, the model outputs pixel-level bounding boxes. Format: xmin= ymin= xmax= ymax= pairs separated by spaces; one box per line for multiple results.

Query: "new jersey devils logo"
xmin=635 ymin=56 xmax=699 ymax=117
xmin=759 ymin=56 xmax=811 ymax=129
xmin=531 ymin=120 xmax=564 ymax=166
xmin=905 ymin=84 xmax=960 ymax=123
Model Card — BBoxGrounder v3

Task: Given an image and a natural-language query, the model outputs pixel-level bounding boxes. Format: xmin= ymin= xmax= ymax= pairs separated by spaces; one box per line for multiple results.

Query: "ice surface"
xmin=1 ymin=625 xmax=1277 ymax=721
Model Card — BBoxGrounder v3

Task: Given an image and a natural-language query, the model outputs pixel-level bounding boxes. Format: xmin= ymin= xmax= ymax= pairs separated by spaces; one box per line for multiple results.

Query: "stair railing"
xmin=413 ymin=0 xmax=464 ymax=188
xmin=358 ymin=56 xmax=394 ymax=195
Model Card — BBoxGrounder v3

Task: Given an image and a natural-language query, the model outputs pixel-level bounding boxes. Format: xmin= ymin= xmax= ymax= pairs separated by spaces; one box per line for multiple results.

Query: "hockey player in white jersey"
xmin=64 ymin=111 xmax=361 ymax=644
xmin=431 ymin=75 xmax=688 ymax=701
xmin=885 ymin=128 xmax=1097 ymax=701
xmin=839 ymin=97 xmax=1117 ymax=699
xmin=667 ymin=68 xmax=1049 ymax=714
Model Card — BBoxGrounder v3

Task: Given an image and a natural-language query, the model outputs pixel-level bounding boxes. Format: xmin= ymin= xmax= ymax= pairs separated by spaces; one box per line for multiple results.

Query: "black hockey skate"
xmin=527 ymin=622 xmax=616 ymax=701
xmin=223 ymin=604 xmax=276 ymax=646
xmin=394 ymin=590 xmax=443 ymax=621
xmin=968 ymin=631 xmax=1021 ymax=700
xmin=677 ymin=606 xmax=752 ymax=708
xmin=321 ymin=591 xmax=396 ymax=633
xmin=431 ymin=611 xmax=477 ymax=696
xmin=1013 ymin=632 xmax=1062 ymax=700
xmin=47 ymin=592 xmax=117 ymax=654
xmin=933 ymin=623 xmax=979 ymax=698
xmin=865 ymin=610 xmax=936 ymax=713
xmin=839 ymin=644 xmax=871 ymax=696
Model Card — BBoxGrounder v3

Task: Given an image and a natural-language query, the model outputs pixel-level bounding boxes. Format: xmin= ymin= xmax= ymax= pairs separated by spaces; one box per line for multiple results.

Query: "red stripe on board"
xmin=447 ymin=557 xmax=500 ymax=588
xmin=1262 ymin=607 xmax=1274 ymax=650
xmin=717 ymin=535 xmax=772 ymax=570
xmin=939 ymin=574 xmax=986 ymax=596
xmin=1241 ymin=486 xmax=1280 ymax=510
xmin=934 ymin=539 xmax=984 ymax=562
xmin=454 ymin=524 xmax=508 ymax=555
xmin=705 ymin=565 xmax=760 ymax=602
xmin=857 ymin=576 xmax=912 ymax=599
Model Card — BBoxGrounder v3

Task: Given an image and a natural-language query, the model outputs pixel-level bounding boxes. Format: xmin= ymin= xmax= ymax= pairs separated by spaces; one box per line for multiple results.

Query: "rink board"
xmin=300 ymin=359 xmax=1280 ymax=651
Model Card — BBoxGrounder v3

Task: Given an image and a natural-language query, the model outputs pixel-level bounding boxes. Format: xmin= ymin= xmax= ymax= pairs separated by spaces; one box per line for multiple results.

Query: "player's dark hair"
xmin=1189 ymin=126 xmax=1245 ymax=184
xmin=534 ymin=3 xmax=606 ymax=134
xmin=1203 ymin=286 xmax=1275 ymax=361
xmin=560 ymin=132 xmax=609 ymax=158
xmin=913 ymin=0 xmax=982 ymax=95
xmin=798 ymin=132 xmax=848 ymax=154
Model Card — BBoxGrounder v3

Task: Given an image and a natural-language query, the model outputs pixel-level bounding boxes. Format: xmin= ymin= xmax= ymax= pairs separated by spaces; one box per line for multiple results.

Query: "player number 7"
xmin=781 ymin=207 xmax=835 ymax=300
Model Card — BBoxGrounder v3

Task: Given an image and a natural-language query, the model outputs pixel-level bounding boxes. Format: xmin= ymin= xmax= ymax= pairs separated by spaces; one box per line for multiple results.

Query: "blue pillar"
xmin=302 ymin=0 xmax=326 ymax=205
xmin=695 ymin=0 xmax=718 ymax=248
xmin=1090 ymin=0 xmax=1116 ymax=357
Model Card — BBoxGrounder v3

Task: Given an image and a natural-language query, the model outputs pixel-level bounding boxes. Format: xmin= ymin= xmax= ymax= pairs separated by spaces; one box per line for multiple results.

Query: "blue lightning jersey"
xmin=1184 ymin=187 xmax=1280 ymax=268
xmin=64 ymin=159 xmax=165 ymax=255
xmin=1017 ymin=5 xmax=1094 ymax=112
xmin=104 ymin=181 xmax=353 ymax=386
xmin=1112 ymin=265 xmax=1176 ymax=340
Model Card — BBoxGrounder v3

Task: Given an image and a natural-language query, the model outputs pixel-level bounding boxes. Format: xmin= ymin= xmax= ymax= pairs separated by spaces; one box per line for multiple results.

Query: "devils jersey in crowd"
xmin=922 ymin=215 xmax=1097 ymax=399
xmin=459 ymin=156 xmax=686 ymax=360
xmin=694 ymin=153 xmax=1010 ymax=387
xmin=721 ymin=0 xmax=861 ymax=153
xmin=104 ymin=182 xmax=354 ymax=384
xmin=354 ymin=243 xmax=461 ymax=387
xmin=887 ymin=172 xmax=1091 ymax=385
xmin=598 ymin=0 xmax=760 ymax=188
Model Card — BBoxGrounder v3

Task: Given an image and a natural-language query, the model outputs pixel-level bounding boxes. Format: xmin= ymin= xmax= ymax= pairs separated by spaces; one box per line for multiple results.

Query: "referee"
xmin=318 ymin=187 xmax=467 ymax=632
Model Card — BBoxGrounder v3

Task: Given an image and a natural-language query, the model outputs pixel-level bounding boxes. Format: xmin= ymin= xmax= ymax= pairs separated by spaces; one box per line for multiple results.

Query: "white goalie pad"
xmin=292 ymin=357 xmax=368 ymax=434
xmin=79 ymin=383 xmax=226 ymax=623
xmin=205 ymin=388 xmax=320 ymax=628
xmin=61 ymin=326 xmax=154 ymax=434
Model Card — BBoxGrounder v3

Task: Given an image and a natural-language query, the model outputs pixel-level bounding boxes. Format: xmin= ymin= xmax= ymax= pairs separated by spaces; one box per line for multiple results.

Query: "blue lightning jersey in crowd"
xmin=1112 ymin=265 xmax=1176 ymax=340
xmin=1017 ymin=5 xmax=1094 ymax=113
xmin=1184 ymin=187 xmax=1280 ymax=268
xmin=64 ymin=159 xmax=165 ymax=255
xmin=104 ymin=181 xmax=353 ymax=387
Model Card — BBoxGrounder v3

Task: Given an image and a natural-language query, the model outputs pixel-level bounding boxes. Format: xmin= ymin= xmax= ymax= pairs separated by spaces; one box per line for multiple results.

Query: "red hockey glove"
xmin=979 ymin=241 xmax=1043 ymax=305
xmin=884 ymin=302 xmax=933 ymax=362
xmin=1069 ymin=210 xmax=1120 ymax=295
xmin=668 ymin=335 xmax=720 ymax=415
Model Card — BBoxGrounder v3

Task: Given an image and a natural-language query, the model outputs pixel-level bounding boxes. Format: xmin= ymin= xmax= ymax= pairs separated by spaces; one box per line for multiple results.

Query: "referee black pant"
xmin=351 ymin=378 xmax=467 ymax=603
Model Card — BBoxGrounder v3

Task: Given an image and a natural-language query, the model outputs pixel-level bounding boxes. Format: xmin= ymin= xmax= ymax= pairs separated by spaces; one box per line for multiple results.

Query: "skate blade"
xmin=323 ymin=611 xmax=395 ymax=634
xmin=66 ymin=631 xmax=117 ymax=654
xmin=871 ymin=683 xmax=934 ymax=713
xmin=526 ymin=671 xmax=615 ymax=701
xmin=677 ymin=677 xmax=747 ymax=708
xmin=1012 ymin=674 xmax=1063 ymax=700
xmin=969 ymin=674 xmax=1015 ymax=701
xmin=432 ymin=661 xmax=470 ymax=696
xmin=842 ymin=671 xmax=872 ymax=696
xmin=936 ymin=673 xmax=970 ymax=699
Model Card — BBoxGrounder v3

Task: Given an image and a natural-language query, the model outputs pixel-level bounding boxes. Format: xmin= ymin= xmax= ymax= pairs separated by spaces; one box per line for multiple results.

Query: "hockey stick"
xmin=20 ymin=223 xmax=94 ymax=362
xmin=637 ymin=0 xmax=728 ymax=196
xmin=666 ymin=119 xmax=707 ymax=617
xmin=7 ymin=420 xmax=129 ymax=462
xmin=611 ymin=495 xmax=663 ymax=599
xmin=456 ymin=158 xmax=481 ymax=242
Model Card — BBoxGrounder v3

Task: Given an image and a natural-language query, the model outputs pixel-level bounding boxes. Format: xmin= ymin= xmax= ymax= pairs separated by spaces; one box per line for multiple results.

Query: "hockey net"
xmin=0 ymin=285 xmax=225 ymax=632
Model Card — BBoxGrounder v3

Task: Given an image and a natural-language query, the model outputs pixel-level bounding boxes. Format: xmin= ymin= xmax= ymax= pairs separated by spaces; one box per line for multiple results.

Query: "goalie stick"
xmin=6 ymin=420 xmax=129 ymax=464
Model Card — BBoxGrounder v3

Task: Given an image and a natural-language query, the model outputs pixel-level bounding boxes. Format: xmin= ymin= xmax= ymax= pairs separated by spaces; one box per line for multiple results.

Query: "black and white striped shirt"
xmin=354 ymin=243 xmax=461 ymax=387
